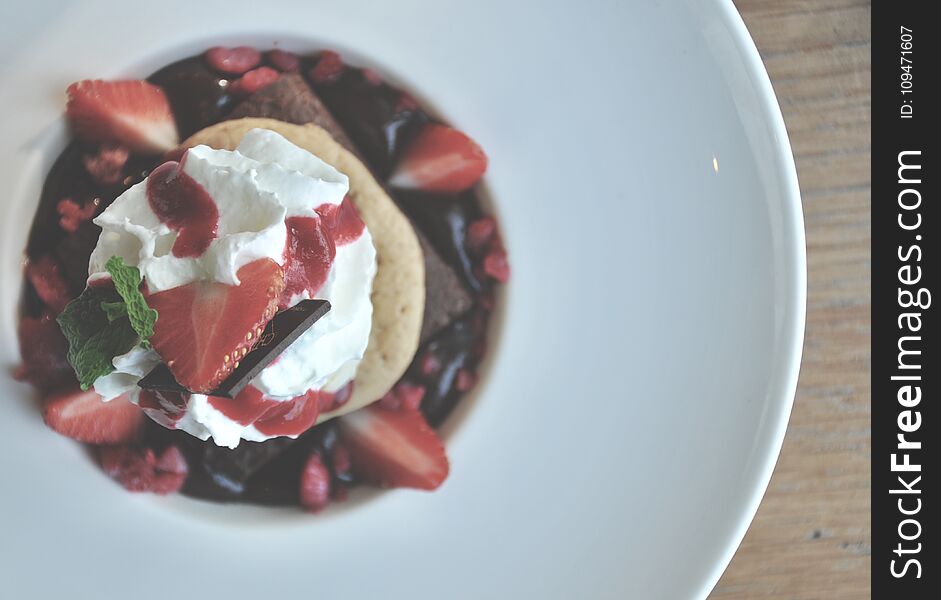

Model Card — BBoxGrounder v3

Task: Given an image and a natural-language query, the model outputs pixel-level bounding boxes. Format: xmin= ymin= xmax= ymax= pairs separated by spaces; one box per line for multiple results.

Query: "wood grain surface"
xmin=710 ymin=1 xmax=871 ymax=598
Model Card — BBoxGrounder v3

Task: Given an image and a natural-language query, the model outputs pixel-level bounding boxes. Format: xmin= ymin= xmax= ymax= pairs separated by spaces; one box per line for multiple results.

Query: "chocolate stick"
xmin=138 ymin=299 xmax=331 ymax=398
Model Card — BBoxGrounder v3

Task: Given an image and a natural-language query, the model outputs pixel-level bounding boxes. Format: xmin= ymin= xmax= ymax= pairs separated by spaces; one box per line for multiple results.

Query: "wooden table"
xmin=710 ymin=1 xmax=871 ymax=597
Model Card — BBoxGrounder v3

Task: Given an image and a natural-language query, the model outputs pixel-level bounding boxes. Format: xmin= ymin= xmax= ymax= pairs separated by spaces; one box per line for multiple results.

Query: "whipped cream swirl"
xmin=90 ymin=129 xmax=376 ymax=447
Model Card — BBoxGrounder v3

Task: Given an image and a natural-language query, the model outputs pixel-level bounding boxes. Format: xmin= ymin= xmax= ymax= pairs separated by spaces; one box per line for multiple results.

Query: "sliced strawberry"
xmin=299 ymin=453 xmax=331 ymax=513
xmin=388 ymin=123 xmax=487 ymax=194
xmin=145 ymin=258 xmax=285 ymax=393
xmin=338 ymin=405 xmax=449 ymax=490
xmin=66 ymin=80 xmax=179 ymax=154
xmin=42 ymin=387 xmax=142 ymax=444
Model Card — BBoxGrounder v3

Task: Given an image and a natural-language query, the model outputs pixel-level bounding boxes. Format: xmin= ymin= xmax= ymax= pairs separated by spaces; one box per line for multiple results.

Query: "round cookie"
xmin=182 ymin=118 xmax=425 ymax=422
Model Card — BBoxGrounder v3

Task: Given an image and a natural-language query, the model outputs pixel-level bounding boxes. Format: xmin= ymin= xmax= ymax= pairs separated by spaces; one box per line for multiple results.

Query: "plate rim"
xmin=697 ymin=1 xmax=807 ymax=596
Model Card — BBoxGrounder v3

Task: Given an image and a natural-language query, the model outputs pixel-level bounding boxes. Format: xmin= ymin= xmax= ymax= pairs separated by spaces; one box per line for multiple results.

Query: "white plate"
xmin=0 ymin=0 xmax=804 ymax=598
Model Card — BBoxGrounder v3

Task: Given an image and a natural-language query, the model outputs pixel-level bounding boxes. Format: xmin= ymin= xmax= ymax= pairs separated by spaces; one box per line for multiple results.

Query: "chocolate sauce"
xmin=20 ymin=49 xmax=500 ymax=508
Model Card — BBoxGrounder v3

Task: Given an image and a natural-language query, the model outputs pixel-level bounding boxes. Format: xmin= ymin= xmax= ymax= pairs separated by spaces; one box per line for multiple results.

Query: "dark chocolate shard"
xmin=417 ymin=232 xmax=472 ymax=343
xmin=201 ymin=437 xmax=297 ymax=495
xmin=139 ymin=299 xmax=331 ymax=398
xmin=228 ymin=73 xmax=358 ymax=150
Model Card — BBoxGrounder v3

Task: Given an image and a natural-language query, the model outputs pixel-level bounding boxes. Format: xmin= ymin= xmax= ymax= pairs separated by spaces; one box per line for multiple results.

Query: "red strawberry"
xmin=42 ymin=387 xmax=142 ymax=444
xmin=388 ymin=123 xmax=487 ymax=194
xmin=145 ymin=258 xmax=285 ymax=393
xmin=299 ymin=453 xmax=331 ymax=513
xmin=66 ymin=80 xmax=179 ymax=154
xmin=338 ymin=405 xmax=449 ymax=490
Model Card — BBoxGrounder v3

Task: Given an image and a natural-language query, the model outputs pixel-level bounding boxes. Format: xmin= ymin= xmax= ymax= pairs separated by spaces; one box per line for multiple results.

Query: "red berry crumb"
xmin=266 ymin=49 xmax=300 ymax=72
xmin=82 ymin=143 xmax=129 ymax=185
xmin=152 ymin=446 xmax=189 ymax=494
xmin=57 ymin=198 xmax=97 ymax=233
xmin=361 ymin=68 xmax=383 ymax=86
xmin=99 ymin=445 xmax=188 ymax=495
xmin=100 ymin=447 xmax=155 ymax=492
xmin=419 ymin=352 xmax=441 ymax=376
xmin=394 ymin=93 xmax=420 ymax=114
xmin=482 ymin=245 xmax=510 ymax=283
xmin=300 ymin=453 xmax=331 ymax=513
xmin=229 ymin=67 xmax=280 ymax=96
xmin=332 ymin=444 xmax=351 ymax=476
xmin=205 ymin=46 xmax=261 ymax=75
xmin=455 ymin=369 xmax=478 ymax=392
xmin=25 ymin=256 xmax=72 ymax=313
xmin=308 ymin=50 xmax=344 ymax=84
xmin=467 ymin=216 xmax=497 ymax=252
xmin=380 ymin=382 xmax=426 ymax=411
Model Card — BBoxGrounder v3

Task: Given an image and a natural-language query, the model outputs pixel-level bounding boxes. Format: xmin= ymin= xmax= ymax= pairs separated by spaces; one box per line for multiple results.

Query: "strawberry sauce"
xmin=281 ymin=197 xmax=366 ymax=309
xmin=206 ymin=385 xmax=346 ymax=437
xmin=146 ymin=160 xmax=219 ymax=257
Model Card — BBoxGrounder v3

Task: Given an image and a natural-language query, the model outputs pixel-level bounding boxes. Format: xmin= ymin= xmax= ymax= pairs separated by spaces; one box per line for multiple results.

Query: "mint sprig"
xmin=56 ymin=257 xmax=159 ymax=390
xmin=105 ymin=256 xmax=157 ymax=346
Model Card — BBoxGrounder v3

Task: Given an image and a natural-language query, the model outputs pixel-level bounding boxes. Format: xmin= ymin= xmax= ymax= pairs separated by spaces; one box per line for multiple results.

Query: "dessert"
xmin=15 ymin=47 xmax=508 ymax=512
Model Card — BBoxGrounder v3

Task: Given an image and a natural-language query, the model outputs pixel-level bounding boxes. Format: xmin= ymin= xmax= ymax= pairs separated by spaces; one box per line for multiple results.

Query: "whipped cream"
xmin=91 ymin=129 xmax=376 ymax=448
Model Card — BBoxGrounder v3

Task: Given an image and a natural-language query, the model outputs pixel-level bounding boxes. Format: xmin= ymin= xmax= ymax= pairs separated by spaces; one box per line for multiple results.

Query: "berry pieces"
xmin=99 ymin=445 xmax=188 ymax=494
xmin=467 ymin=216 xmax=497 ymax=252
xmin=204 ymin=46 xmax=261 ymax=75
xmin=338 ymin=405 xmax=449 ymax=490
xmin=229 ymin=67 xmax=280 ymax=97
xmin=56 ymin=198 xmax=98 ymax=233
xmin=66 ymin=80 xmax=179 ymax=154
xmin=82 ymin=143 xmax=129 ymax=185
xmin=266 ymin=49 xmax=300 ymax=72
xmin=42 ymin=388 xmax=142 ymax=444
xmin=482 ymin=244 xmax=510 ymax=283
xmin=25 ymin=256 xmax=73 ymax=313
xmin=378 ymin=382 xmax=426 ymax=412
xmin=308 ymin=50 xmax=345 ymax=85
xmin=388 ymin=123 xmax=488 ymax=194
xmin=299 ymin=453 xmax=331 ymax=513
xmin=145 ymin=258 xmax=285 ymax=393
xmin=16 ymin=312 xmax=74 ymax=390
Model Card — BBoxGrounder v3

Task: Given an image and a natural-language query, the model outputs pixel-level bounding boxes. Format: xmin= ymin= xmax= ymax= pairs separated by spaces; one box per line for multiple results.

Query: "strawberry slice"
xmin=42 ymin=387 xmax=142 ymax=444
xmin=145 ymin=259 xmax=285 ymax=393
xmin=388 ymin=123 xmax=487 ymax=194
xmin=338 ymin=405 xmax=449 ymax=490
xmin=66 ymin=80 xmax=179 ymax=154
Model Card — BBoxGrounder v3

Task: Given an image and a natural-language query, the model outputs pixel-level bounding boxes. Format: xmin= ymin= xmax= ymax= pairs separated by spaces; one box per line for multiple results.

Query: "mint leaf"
xmin=101 ymin=301 xmax=128 ymax=322
xmin=57 ymin=285 xmax=139 ymax=390
xmin=105 ymin=256 xmax=157 ymax=347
